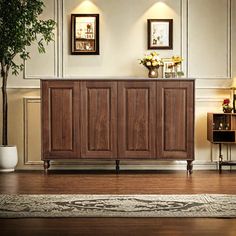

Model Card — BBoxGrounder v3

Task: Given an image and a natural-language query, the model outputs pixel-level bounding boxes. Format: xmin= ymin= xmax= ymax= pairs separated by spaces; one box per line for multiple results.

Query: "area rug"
xmin=0 ymin=194 xmax=236 ymax=218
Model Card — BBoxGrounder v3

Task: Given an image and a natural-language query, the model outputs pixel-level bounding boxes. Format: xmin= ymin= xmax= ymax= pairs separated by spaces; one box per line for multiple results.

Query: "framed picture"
xmin=162 ymin=58 xmax=175 ymax=78
xmin=147 ymin=19 xmax=173 ymax=50
xmin=71 ymin=14 xmax=99 ymax=55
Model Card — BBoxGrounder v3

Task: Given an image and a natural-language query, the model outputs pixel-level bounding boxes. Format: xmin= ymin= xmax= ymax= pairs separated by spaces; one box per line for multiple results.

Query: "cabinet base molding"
xmin=43 ymin=160 xmax=194 ymax=174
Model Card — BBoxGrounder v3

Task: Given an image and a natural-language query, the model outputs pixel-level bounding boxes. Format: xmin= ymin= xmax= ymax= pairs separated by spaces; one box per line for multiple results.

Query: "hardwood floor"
xmin=1 ymin=170 xmax=236 ymax=236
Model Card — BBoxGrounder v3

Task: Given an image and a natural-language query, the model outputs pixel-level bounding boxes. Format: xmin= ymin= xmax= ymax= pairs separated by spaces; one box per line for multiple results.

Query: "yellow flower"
xmin=151 ymin=52 xmax=158 ymax=57
xmin=172 ymin=56 xmax=183 ymax=64
xmin=146 ymin=61 xmax=151 ymax=66
xmin=152 ymin=61 xmax=158 ymax=66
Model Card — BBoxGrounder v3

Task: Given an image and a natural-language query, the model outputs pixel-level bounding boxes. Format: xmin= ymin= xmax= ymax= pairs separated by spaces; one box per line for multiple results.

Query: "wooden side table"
xmin=218 ymin=143 xmax=236 ymax=173
xmin=207 ymin=113 xmax=236 ymax=173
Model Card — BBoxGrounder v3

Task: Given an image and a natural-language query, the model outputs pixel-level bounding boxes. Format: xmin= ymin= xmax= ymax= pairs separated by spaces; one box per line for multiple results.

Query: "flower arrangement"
xmin=170 ymin=56 xmax=184 ymax=77
xmin=139 ymin=52 xmax=163 ymax=78
xmin=171 ymin=56 xmax=183 ymax=65
xmin=222 ymin=98 xmax=233 ymax=113
xmin=139 ymin=52 xmax=163 ymax=69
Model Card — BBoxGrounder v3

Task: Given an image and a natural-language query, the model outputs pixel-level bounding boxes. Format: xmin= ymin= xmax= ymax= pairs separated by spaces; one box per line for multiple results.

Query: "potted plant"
xmin=222 ymin=99 xmax=233 ymax=113
xmin=0 ymin=0 xmax=56 ymax=172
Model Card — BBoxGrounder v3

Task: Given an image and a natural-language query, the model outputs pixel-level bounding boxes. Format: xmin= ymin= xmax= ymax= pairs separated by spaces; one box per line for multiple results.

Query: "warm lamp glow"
xmin=231 ymin=77 xmax=236 ymax=89
xmin=73 ymin=0 xmax=100 ymax=13
xmin=147 ymin=1 xmax=176 ymax=16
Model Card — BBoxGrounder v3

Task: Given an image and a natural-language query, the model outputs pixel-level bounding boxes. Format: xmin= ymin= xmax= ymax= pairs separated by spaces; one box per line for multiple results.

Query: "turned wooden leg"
xmin=116 ymin=160 xmax=120 ymax=173
xmin=219 ymin=162 xmax=222 ymax=174
xmin=44 ymin=160 xmax=50 ymax=173
xmin=187 ymin=160 xmax=193 ymax=174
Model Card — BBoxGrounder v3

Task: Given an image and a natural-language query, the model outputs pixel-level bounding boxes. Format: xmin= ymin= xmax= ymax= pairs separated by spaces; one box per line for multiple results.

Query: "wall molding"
xmin=196 ymin=97 xmax=227 ymax=102
xmin=17 ymin=0 xmax=234 ymax=83
xmin=6 ymin=84 xmax=234 ymax=90
xmin=23 ymin=0 xmax=60 ymax=79
xmin=23 ymin=97 xmax=42 ymax=165
xmin=186 ymin=0 xmax=232 ymax=80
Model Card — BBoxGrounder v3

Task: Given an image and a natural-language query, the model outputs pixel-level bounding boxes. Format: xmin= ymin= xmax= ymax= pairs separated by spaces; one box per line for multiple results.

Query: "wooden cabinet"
xmin=41 ymin=81 xmax=80 ymax=161
xmin=118 ymin=81 xmax=156 ymax=158
xmin=207 ymin=113 xmax=236 ymax=143
xmin=41 ymin=79 xmax=195 ymax=173
xmin=81 ymin=81 xmax=117 ymax=158
xmin=156 ymin=81 xmax=194 ymax=161
xmin=207 ymin=113 xmax=236 ymax=172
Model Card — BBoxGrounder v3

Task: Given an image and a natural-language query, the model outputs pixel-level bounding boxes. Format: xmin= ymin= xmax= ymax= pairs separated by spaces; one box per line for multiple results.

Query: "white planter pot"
xmin=0 ymin=146 xmax=18 ymax=172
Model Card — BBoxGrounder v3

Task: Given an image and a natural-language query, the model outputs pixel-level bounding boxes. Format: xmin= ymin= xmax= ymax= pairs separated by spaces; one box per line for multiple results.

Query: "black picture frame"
xmin=147 ymin=19 xmax=173 ymax=50
xmin=71 ymin=14 xmax=99 ymax=55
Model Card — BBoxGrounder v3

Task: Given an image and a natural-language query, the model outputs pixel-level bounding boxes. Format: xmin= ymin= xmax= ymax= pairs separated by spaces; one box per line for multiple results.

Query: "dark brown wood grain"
xmin=118 ymin=81 xmax=156 ymax=159
xmin=50 ymin=88 xmax=73 ymax=151
xmin=0 ymin=171 xmax=236 ymax=236
xmin=156 ymin=81 xmax=194 ymax=160
xmin=207 ymin=113 xmax=236 ymax=143
xmin=41 ymin=80 xmax=80 ymax=160
xmin=41 ymin=79 xmax=195 ymax=171
xmin=81 ymin=81 xmax=117 ymax=158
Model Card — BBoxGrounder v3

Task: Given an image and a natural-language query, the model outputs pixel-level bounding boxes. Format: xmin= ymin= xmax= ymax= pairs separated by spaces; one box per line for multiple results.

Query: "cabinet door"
xmin=118 ymin=82 xmax=156 ymax=158
xmin=156 ymin=81 xmax=194 ymax=160
xmin=81 ymin=81 xmax=117 ymax=158
xmin=41 ymin=81 xmax=80 ymax=159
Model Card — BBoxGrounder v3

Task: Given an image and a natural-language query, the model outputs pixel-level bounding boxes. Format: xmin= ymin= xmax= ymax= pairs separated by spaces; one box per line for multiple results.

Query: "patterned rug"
xmin=0 ymin=194 xmax=236 ymax=218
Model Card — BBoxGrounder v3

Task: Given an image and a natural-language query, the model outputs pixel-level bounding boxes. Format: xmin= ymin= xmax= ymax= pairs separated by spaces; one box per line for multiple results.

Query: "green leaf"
xmin=0 ymin=0 xmax=56 ymax=76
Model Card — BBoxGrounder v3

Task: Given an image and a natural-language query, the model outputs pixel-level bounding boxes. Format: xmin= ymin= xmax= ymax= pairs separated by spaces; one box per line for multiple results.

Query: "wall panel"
xmin=63 ymin=0 xmax=182 ymax=77
xmin=188 ymin=0 xmax=230 ymax=79
xmin=24 ymin=0 xmax=59 ymax=79
xmin=24 ymin=98 xmax=42 ymax=165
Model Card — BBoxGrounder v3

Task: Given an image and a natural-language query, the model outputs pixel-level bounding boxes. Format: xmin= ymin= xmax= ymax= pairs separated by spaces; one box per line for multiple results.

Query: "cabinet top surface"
xmin=40 ymin=77 xmax=195 ymax=82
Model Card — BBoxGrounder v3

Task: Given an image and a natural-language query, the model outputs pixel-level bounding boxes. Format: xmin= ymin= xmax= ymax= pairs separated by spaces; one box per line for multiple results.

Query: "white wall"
xmin=3 ymin=0 xmax=236 ymax=170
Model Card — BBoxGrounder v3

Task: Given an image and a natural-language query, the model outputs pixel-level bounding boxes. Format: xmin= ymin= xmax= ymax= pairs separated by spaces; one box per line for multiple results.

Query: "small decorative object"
xmin=162 ymin=56 xmax=184 ymax=78
xmin=218 ymin=123 xmax=223 ymax=130
xmin=147 ymin=19 xmax=173 ymax=50
xmin=171 ymin=56 xmax=184 ymax=77
xmin=139 ymin=52 xmax=163 ymax=78
xmin=222 ymin=98 xmax=233 ymax=113
xmin=71 ymin=14 xmax=99 ymax=55
xmin=225 ymin=123 xmax=230 ymax=130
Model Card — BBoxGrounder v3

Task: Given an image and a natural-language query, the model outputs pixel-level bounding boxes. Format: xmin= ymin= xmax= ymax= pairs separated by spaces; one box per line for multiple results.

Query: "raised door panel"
xmin=41 ymin=81 xmax=80 ymax=159
xmin=118 ymin=82 xmax=156 ymax=158
xmin=156 ymin=81 xmax=194 ymax=160
xmin=81 ymin=81 xmax=117 ymax=158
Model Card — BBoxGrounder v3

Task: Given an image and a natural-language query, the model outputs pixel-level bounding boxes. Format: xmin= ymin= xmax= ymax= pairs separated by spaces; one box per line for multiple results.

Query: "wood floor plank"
xmin=0 ymin=170 xmax=236 ymax=236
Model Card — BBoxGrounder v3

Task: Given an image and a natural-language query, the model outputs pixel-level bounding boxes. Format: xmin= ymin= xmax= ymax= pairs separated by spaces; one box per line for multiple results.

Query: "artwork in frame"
xmin=71 ymin=14 xmax=99 ymax=55
xmin=162 ymin=58 xmax=175 ymax=78
xmin=147 ymin=19 xmax=173 ymax=50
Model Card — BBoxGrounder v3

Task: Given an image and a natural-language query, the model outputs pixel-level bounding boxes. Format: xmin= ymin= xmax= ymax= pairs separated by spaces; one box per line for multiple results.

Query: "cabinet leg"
xmin=219 ymin=162 xmax=222 ymax=174
xmin=187 ymin=160 xmax=193 ymax=174
xmin=116 ymin=160 xmax=120 ymax=173
xmin=44 ymin=160 xmax=50 ymax=173
xmin=219 ymin=143 xmax=223 ymax=174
